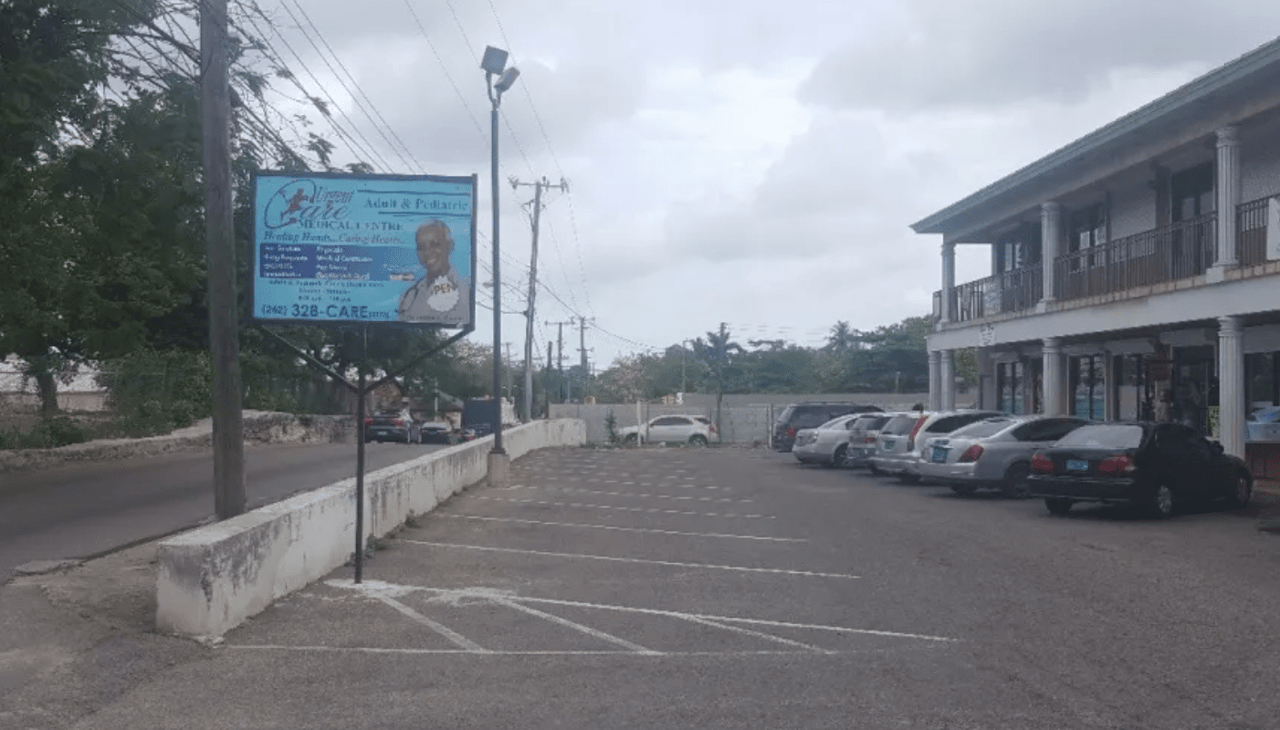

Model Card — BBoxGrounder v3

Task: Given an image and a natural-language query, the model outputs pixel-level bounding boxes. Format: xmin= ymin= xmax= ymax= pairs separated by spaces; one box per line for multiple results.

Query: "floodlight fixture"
xmin=494 ymin=67 xmax=521 ymax=93
xmin=481 ymin=46 xmax=509 ymax=75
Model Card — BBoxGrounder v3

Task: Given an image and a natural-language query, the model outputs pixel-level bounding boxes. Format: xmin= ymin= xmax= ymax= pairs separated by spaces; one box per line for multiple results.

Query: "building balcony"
xmin=934 ymin=196 xmax=1276 ymax=328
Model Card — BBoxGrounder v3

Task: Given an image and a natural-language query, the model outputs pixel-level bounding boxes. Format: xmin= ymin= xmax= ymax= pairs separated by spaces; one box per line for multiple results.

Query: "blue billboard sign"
xmin=249 ymin=171 xmax=477 ymax=328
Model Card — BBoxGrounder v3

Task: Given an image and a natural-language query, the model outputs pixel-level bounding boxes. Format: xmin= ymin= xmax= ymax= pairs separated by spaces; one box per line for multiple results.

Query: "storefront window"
xmin=1070 ymin=355 xmax=1106 ymax=420
xmin=1115 ymin=354 xmax=1145 ymax=421
xmin=1247 ymin=352 xmax=1278 ymax=413
xmin=997 ymin=361 xmax=1024 ymax=414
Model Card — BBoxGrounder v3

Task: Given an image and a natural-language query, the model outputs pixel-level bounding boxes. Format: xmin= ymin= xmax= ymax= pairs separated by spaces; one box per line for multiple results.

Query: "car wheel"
xmin=897 ymin=473 xmax=922 ymax=485
xmin=831 ymin=444 xmax=849 ymax=468
xmin=1000 ymin=462 xmax=1033 ymax=499
xmin=951 ymin=484 xmax=977 ymax=496
xmin=623 ymin=433 xmax=638 ymax=447
xmin=688 ymin=434 xmax=708 ymax=447
xmin=868 ymin=463 xmax=883 ymax=476
xmin=1226 ymin=472 xmax=1252 ymax=509
xmin=1145 ymin=483 xmax=1175 ymax=519
xmin=1045 ymin=498 xmax=1072 ymax=516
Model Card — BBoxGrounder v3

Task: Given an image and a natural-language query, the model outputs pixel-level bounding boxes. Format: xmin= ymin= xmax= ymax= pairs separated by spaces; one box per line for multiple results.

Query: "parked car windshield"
xmin=853 ymin=415 xmax=891 ymax=431
xmin=925 ymin=412 xmax=999 ymax=433
xmin=880 ymin=414 xmax=921 ymax=435
xmin=948 ymin=417 xmax=1018 ymax=439
xmin=1055 ymin=424 xmax=1145 ymax=449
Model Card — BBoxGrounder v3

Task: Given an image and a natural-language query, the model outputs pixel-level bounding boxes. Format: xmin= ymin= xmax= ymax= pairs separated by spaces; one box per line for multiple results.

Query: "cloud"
xmin=801 ymin=0 xmax=1280 ymax=112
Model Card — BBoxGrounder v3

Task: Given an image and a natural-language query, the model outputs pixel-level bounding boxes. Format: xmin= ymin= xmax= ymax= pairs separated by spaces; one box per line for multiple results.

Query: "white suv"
xmin=619 ymin=415 xmax=718 ymax=446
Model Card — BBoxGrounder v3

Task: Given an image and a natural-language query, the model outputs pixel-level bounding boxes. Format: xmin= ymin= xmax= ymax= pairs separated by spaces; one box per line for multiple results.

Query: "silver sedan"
xmin=792 ymin=414 xmax=867 ymax=467
xmin=917 ymin=415 xmax=1089 ymax=497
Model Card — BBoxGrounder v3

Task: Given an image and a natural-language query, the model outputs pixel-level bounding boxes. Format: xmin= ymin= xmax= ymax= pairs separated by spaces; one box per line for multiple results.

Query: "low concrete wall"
xmin=155 ymin=418 xmax=585 ymax=640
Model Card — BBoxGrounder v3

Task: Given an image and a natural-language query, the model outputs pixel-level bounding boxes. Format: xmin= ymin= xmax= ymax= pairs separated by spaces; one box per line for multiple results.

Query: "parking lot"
xmin=77 ymin=446 xmax=1280 ymax=729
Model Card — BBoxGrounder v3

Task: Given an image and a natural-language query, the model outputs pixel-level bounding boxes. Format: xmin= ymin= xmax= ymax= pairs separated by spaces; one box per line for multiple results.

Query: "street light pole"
xmin=482 ymin=46 xmax=520 ymax=486
xmin=488 ymin=93 xmax=503 ymax=455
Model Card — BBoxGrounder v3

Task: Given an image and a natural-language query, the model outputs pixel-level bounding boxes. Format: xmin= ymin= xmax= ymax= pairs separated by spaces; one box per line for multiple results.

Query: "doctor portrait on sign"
xmin=398 ymin=219 xmax=471 ymax=326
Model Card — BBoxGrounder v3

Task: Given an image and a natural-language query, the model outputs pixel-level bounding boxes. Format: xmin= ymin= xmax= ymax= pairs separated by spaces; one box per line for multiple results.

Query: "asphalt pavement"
xmin=6 ymin=446 xmax=1280 ymax=729
xmin=0 ymin=440 xmax=440 ymax=579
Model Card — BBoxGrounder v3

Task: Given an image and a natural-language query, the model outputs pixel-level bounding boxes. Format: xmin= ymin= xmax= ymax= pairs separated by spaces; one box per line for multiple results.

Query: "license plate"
xmin=931 ymin=446 xmax=948 ymax=463
xmin=881 ymin=440 xmax=895 ymax=452
xmin=1066 ymin=459 xmax=1089 ymax=472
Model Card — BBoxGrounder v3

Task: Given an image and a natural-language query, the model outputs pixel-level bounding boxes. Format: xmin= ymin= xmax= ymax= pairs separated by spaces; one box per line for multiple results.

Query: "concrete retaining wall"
xmin=155 ymin=418 xmax=585 ymax=640
xmin=0 ymin=411 xmax=354 ymax=473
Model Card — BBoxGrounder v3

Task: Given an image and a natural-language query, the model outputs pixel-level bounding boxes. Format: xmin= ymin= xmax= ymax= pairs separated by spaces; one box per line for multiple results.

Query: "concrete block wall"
xmin=155 ymin=418 xmax=585 ymax=640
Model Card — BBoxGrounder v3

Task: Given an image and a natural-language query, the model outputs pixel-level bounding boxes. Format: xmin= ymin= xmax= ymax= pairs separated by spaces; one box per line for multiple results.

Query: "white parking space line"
xmin=438 ymin=514 xmax=806 ymax=542
xmin=504 ymin=486 xmax=751 ymax=504
xmin=513 ymin=595 xmax=956 ymax=643
xmin=490 ymin=597 xmax=661 ymax=655
xmin=224 ymin=646 xmax=860 ymax=657
xmin=401 ymin=540 xmax=860 ymax=579
xmin=676 ymin=615 xmax=830 ymax=653
xmin=470 ymin=496 xmax=775 ymax=518
xmin=371 ymin=594 xmax=489 ymax=653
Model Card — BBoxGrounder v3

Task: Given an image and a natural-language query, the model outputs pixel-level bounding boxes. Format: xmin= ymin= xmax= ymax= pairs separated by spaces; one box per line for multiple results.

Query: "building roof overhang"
xmin=911 ymin=36 xmax=1280 ymax=237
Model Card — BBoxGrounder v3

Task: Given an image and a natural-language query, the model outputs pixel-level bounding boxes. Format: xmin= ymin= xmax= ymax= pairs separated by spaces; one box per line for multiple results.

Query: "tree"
xmin=693 ymin=323 xmax=744 ymax=433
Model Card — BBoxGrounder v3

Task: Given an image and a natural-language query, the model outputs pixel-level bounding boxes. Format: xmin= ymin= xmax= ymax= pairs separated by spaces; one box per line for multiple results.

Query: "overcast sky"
xmin=253 ymin=0 xmax=1280 ymax=373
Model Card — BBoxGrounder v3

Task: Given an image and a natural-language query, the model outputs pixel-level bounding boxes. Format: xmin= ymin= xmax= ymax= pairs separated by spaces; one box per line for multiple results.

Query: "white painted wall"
xmin=155 ymin=419 xmax=586 ymax=640
xmin=1241 ymin=130 xmax=1280 ymax=203
xmin=1109 ymin=184 xmax=1156 ymax=240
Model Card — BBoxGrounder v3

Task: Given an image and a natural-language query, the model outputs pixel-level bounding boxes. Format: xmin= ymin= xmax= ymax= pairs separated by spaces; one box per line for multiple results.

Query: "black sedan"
xmin=1028 ymin=421 xmax=1252 ymax=518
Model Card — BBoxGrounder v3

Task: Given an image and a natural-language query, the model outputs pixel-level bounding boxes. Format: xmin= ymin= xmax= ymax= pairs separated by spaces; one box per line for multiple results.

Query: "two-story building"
xmin=914 ymin=37 xmax=1280 ymax=474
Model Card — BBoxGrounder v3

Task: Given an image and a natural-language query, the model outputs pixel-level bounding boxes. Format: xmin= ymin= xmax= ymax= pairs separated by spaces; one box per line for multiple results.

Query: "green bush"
xmin=98 ymin=349 xmax=214 ymax=437
xmin=605 ymin=410 xmax=619 ymax=444
xmin=0 ymin=416 xmax=90 ymax=450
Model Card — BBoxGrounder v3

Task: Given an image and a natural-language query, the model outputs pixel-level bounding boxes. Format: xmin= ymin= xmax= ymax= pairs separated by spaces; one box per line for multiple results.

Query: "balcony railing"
xmin=943 ymin=263 xmax=1043 ymax=324
xmin=933 ymin=206 xmax=1280 ymax=327
xmin=1238 ymin=197 xmax=1268 ymax=267
xmin=1055 ymin=212 xmax=1216 ymax=301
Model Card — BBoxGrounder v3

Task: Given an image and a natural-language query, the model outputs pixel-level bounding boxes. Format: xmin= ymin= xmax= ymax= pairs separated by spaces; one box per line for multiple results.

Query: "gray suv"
xmin=773 ymin=402 xmax=882 ymax=452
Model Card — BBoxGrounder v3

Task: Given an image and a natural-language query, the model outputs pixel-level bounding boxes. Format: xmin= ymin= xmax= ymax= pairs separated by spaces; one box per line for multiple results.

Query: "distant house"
xmin=0 ymin=356 xmax=109 ymax=413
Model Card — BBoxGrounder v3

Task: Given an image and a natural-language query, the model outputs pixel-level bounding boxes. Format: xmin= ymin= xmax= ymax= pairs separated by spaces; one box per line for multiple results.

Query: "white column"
xmin=1040 ymin=202 xmax=1061 ymax=304
xmin=928 ymin=350 xmax=942 ymax=411
xmin=941 ymin=242 xmax=956 ymax=323
xmin=1042 ymin=337 xmax=1065 ymax=416
xmin=1218 ymin=316 xmax=1245 ymax=458
xmin=1215 ymin=126 xmax=1241 ymax=270
xmin=940 ymin=350 xmax=956 ymax=411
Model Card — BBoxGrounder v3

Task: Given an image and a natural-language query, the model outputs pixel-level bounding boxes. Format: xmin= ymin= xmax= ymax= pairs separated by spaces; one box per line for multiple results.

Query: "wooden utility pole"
xmin=546 ymin=340 xmax=554 ymax=417
xmin=546 ymin=319 xmax=573 ymax=403
xmin=576 ymin=316 xmax=594 ymax=399
xmin=511 ymin=177 xmax=567 ymax=421
xmin=202 ymin=0 xmax=245 ymax=519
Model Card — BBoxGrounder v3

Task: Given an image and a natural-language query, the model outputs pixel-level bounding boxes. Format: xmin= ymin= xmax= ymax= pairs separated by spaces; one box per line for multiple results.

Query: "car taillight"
xmin=906 ymin=417 xmax=927 ymax=451
xmin=1031 ymin=453 xmax=1053 ymax=473
xmin=364 ymin=418 xmax=373 ymax=426
xmin=958 ymin=444 xmax=984 ymax=463
xmin=786 ymin=427 xmax=795 ymax=438
xmin=863 ymin=435 xmax=876 ymax=443
xmin=1098 ymin=455 xmax=1135 ymax=475
xmin=393 ymin=419 xmax=405 ymax=427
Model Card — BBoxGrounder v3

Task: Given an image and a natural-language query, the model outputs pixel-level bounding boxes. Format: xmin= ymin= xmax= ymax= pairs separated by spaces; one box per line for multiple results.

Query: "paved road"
xmin=64 ymin=447 xmax=1280 ymax=729
xmin=0 ymin=440 xmax=441 ymax=577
